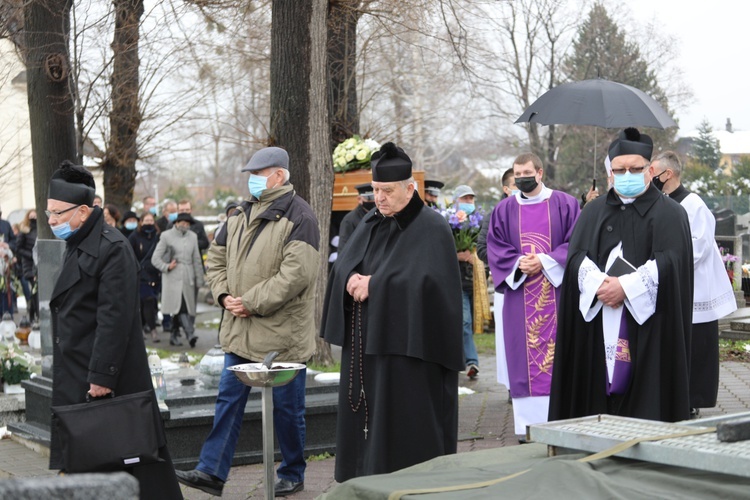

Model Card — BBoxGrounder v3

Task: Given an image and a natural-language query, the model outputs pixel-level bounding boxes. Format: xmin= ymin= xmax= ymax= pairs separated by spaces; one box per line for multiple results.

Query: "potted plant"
xmin=0 ymin=342 xmax=38 ymax=394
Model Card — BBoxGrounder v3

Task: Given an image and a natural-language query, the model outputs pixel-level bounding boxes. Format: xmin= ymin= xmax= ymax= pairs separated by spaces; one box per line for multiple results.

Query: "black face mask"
xmin=363 ymin=202 xmax=376 ymax=211
xmin=142 ymin=224 xmax=156 ymax=233
xmin=651 ymin=171 xmax=667 ymax=191
xmin=29 ymin=219 xmax=37 ymax=227
xmin=515 ymin=176 xmax=539 ymax=194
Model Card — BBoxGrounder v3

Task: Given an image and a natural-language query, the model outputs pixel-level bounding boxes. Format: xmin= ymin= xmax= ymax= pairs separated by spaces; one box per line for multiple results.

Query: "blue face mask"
xmin=248 ymin=174 xmax=270 ymax=199
xmin=458 ymin=203 xmax=475 ymax=215
xmin=149 ymin=206 xmax=157 ymax=215
xmin=511 ymin=189 xmax=520 ymax=196
xmin=168 ymin=212 xmax=178 ymax=222
xmin=124 ymin=221 xmax=138 ymax=231
xmin=50 ymin=207 xmax=81 ymax=240
xmin=614 ymin=171 xmax=647 ymax=197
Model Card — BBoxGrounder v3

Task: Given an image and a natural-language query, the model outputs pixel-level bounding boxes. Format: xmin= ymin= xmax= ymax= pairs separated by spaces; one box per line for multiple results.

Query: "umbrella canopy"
xmin=515 ymin=79 xmax=677 ymax=130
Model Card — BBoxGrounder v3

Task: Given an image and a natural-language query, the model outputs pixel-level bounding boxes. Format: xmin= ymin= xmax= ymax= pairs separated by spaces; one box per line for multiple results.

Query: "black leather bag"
xmin=52 ymin=390 xmax=163 ymax=472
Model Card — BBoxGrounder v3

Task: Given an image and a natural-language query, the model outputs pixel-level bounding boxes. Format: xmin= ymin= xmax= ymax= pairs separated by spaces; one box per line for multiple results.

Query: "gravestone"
xmin=714 ymin=208 xmax=736 ymax=236
xmin=8 ymin=239 xmax=65 ymax=445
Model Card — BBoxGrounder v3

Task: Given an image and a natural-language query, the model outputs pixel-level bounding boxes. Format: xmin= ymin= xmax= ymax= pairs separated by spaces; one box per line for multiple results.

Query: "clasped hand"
xmin=88 ymin=383 xmax=111 ymax=398
xmin=518 ymin=253 xmax=542 ymax=276
xmin=223 ymin=295 xmax=251 ymax=318
xmin=457 ymin=250 xmax=473 ymax=263
xmin=596 ymin=276 xmax=626 ymax=308
xmin=346 ymin=273 xmax=371 ymax=302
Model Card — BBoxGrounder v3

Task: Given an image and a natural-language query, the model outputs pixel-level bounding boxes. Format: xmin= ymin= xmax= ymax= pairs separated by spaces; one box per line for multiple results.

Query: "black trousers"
xmin=141 ymin=297 xmax=157 ymax=330
xmin=689 ymin=320 xmax=719 ymax=408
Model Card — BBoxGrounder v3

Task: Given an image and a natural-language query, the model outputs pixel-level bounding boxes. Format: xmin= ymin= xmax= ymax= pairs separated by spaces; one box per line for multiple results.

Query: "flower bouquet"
xmin=436 ymin=206 xmax=485 ymax=252
xmin=332 ymin=135 xmax=381 ymax=173
xmin=436 ymin=205 xmax=490 ymax=333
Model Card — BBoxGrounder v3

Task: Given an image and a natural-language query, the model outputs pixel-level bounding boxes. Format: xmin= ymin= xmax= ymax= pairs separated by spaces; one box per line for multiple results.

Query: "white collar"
xmin=516 ymin=184 xmax=552 ymax=205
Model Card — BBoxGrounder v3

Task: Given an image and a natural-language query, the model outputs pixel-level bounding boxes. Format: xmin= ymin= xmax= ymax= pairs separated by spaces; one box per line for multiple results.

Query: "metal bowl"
xmin=228 ymin=362 xmax=306 ymax=388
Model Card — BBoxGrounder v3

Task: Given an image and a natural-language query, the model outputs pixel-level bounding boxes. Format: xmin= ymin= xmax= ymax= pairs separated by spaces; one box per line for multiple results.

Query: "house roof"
xmin=682 ymin=129 xmax=750 ymax=155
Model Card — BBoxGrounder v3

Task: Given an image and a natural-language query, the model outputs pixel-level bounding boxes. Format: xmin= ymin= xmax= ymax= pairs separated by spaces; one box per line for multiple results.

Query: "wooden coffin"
xmin=332 ymin=170 xmax=425 ymax=211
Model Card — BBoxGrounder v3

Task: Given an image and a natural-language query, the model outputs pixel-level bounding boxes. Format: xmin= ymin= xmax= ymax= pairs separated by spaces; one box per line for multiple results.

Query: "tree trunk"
xmin=327 ymin=0 xmax=360 ymax=151
xmin=270 ymin=0 xmax=333 ymax=365
xmin=24 ymin=0 xmax=77 ymax=239
xmin=101 ymin=0 xmax=143 ymax=214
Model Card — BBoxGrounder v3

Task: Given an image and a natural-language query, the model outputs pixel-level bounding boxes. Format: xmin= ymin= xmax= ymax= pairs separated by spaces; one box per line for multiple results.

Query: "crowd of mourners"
xmin=0 ymin=194 xmax=237 ymax=350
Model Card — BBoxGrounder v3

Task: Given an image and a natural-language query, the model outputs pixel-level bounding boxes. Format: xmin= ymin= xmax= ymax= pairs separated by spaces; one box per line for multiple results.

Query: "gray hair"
xmin=400 ymin=177 xmax=416 ymax=191
xmin=652 ymin=151 xmax=682 ymax=177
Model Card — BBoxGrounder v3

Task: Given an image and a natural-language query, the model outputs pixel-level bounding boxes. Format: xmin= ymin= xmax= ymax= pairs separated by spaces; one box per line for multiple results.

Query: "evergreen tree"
xmin=691 ymin=119 xmax=722 ymax=171
xmin=552 ymin=3 xmax=676 ymax=196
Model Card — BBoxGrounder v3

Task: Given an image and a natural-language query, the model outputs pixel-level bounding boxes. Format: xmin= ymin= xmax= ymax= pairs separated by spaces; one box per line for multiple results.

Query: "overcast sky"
xmin=626 ymin=1 xmax=749 ymax=136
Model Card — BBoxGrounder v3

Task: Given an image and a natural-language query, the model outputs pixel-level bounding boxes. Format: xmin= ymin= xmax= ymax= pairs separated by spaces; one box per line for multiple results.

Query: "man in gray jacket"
xmin=176 ymin=147 xmax=320 ymax=497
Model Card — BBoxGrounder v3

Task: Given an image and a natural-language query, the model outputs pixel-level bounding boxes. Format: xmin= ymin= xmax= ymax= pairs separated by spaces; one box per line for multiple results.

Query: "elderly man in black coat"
xmin=47 ymin=161 xmax=182 ymax=499
xmin=321 ymin=143 xmax=463 ymax=482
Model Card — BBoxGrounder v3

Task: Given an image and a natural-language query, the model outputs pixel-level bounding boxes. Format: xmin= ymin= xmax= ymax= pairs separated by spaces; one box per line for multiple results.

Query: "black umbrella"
xmin=515 ymin=79 xmax=677 ymax=129
xmin=516 ymin=79 xmax=677 ymax=181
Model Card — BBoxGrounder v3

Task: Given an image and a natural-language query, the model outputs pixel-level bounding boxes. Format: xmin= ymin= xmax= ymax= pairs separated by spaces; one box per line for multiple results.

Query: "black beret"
xmin=48 ymin=160 xmax=96 ymax=206
xmin=122 ymin=210 xmax=139 ymax=222
xmin=371 ymin=142 xmax=412 ymax=182
xmin=175 ymin=213 xmax=195 ymax=224
xmin=608 ymin=127 xmax=653 ymax=161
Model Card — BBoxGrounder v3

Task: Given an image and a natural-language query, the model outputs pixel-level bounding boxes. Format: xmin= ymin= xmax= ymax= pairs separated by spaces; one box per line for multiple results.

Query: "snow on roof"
xmin=682 ymin=129 xmax=750 ymax=155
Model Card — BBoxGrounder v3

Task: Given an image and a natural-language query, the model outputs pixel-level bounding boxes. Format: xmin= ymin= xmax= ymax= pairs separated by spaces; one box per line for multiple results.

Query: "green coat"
xmin=207 ymin=184 xmax=320 ymax=363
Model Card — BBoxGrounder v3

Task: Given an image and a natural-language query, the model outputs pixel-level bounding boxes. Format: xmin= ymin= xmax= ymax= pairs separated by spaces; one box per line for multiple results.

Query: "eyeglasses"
xmin=45 ymin=205 xmax=80 ymax=219
xmin=611 ymin=164 xmax=649 ymax=176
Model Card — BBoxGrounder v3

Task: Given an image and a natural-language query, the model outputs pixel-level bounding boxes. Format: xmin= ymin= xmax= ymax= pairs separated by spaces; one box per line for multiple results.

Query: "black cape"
xmin=50 ymin=208 xmax=182 ymax=499
xmin=338 ymin=204 xmax=369 ymax=252
xmin=321 ymin=192 xmax=463 ymax=481
xmin=549 ymin=185 xmax=694 ymax=423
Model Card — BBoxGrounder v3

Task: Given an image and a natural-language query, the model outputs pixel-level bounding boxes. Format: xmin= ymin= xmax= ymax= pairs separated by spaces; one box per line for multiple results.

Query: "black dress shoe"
xmin=274 ymin=478 xmax=304 ymax=496
xmin=175 ymin=469 xmax=224 ymax=496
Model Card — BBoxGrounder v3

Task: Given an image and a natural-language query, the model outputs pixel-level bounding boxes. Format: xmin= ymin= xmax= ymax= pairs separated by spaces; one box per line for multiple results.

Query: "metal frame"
xmin=530 ymin=413 xmax=750 ymax=478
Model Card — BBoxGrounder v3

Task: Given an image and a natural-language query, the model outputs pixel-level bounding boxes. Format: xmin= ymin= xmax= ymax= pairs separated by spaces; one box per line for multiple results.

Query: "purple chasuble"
xmin=486 ymin=191 xmax=579 ymax=399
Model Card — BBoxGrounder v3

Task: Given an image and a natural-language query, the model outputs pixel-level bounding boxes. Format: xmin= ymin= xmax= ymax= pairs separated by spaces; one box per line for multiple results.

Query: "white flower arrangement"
xmin=332 ymin=135 xmax=380 ymax=173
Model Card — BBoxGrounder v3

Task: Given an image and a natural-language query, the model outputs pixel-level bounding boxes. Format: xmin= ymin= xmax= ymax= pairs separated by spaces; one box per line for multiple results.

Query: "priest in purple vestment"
xmin=486 ymin=152 xmax=580 ymax=438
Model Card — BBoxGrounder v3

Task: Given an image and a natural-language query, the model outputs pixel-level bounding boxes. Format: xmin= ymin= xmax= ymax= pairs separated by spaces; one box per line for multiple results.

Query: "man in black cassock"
xmin=338 ymin=183 xmax=375 ymax=252
xmin=321 ymin=142 xmax=463 ymax=482
xmin=549 ymin=128 xmax=694 ymax=423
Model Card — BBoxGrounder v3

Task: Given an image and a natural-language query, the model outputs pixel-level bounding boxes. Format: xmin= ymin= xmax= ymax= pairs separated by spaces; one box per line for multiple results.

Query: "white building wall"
xmin=0 ymin=39 xmax=34 ymax=218
xmin=0 ymin=40 xmax=104 ymax=223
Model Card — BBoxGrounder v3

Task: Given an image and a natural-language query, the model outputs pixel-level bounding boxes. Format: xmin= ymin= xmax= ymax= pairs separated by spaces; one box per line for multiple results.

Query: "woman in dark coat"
xmin=16 ymin=209 xmax=38 ymax=324
xmin=129 ymin=212 xmax=161 ymax=342
xmin=47 ymin=161 xmax=182 ymax=500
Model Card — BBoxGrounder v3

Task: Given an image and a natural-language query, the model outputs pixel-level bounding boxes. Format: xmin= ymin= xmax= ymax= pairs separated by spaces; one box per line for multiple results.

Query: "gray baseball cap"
xmin=453 ymin=185 xmax=475 ymax=199
xmin=242 ymin=147 xmax=289 ymax=172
